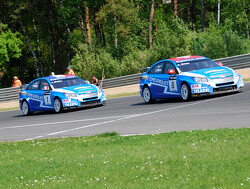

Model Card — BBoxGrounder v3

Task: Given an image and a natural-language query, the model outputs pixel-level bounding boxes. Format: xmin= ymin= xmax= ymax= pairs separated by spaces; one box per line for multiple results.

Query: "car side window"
xmin=148 ymin=62 xmax=164 ymax=74
xmin=164 ymin=61 xmax=177 ymax=74
xmin=27 ymin=80 xmax=40 ymax=90
xmin=40 ymin=80 xmax=50 ymax=90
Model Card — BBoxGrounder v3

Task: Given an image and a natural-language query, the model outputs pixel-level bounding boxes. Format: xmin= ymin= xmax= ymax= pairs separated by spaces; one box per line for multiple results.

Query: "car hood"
xmin=54 ymin=84 xmax=97 ymax=95
xmin=187 ymin=66 xmax=234 ymax=79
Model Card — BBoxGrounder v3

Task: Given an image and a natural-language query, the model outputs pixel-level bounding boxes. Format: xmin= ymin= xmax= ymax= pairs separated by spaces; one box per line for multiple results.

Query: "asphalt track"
xmin=0 ymin=82 xmax=249 ymax=142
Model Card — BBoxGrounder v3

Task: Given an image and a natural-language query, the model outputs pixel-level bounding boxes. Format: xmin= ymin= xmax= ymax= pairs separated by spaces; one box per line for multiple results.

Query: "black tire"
xmin=54 ymin=98 xmax=63 ymax=113
xmin=181 ymin=83 xmax=191 ymax=101
xmin=143 ymin=86 xmax=155 ymax=104
xmin=22 ymin=100 xmax=31 ymax=116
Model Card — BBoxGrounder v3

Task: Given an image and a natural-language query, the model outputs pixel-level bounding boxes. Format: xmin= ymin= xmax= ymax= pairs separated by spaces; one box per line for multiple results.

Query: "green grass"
xmin=0 ymin=128 xmax=249 ymax=188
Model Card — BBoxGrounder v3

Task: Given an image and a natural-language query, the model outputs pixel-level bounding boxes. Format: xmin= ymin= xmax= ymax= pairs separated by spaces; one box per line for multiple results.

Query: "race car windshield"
xmin=51 ymin=78 xmax=87 ymax=89
xmin=177 ymin=59 xmax=220 ymax=72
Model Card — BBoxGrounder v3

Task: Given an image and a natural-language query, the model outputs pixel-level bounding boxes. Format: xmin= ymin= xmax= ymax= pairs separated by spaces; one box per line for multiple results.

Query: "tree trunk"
xmin=201 ymin=0 xmax=206 ymax=32
xmin=85 ymin=2 xmax=91 ymax=45
xmin=242 ymin=0 xmax=249 ymax=39
xmin=191 ymin=0 xmax=197 ymax=31
xmin=149 ymin=0 xmax=155 ymax=49
xmin=100 ymin=24 xmax=106 ymax=46
xmin=187 ymin=0 xmax=191 ymax=28
xmin=217 ymin=0 xmax=220 ymax=26
xmin=94 ymin=7 xmax=102 ymax=44
xmin=32 ymin=18 xmax=44 ymax=77
xmin=50 ymin=0 xmax=64 ymax=74
xmin=14 ymin=1 xmax=39 ymax=77
xmin=173 ymin=0 xmax=178 ymax=18
xmin=79 ymin=10 xmax=86 ymax=41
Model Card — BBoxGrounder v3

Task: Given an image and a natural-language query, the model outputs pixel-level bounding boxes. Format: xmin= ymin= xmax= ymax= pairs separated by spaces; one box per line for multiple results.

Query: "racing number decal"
xmin=44 ymin=94 xmax=51 ymax=105
xmin=169 ymin=76 xmax=177 ymax=91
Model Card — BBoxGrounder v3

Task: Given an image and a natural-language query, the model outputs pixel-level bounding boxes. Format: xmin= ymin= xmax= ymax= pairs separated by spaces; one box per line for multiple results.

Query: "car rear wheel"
xmin=143 ymin=86 xmax=155 ymax=104
xmin=181 ymin=83 xmax=191 ymax=101
xmin=22 ymin=100 xmax=31 ymax=116
xmin=54 ymin=98 xmax=63 ymax=113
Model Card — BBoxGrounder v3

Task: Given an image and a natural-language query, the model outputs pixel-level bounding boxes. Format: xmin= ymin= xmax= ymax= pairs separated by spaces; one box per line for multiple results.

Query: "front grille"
xmin=216 ymin=82 xmax=234 ymax=87
xmin=80 ymin=92 xmax=97 ymax=99
xmin=212 ymin=76 xmax=233 ymax=83
xmin=83 ymin=97 xmax=98 ymax=101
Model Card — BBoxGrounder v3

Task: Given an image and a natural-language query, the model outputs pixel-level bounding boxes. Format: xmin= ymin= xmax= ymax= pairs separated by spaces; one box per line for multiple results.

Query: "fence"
xmin=0 ymin=54 xmax=249 ymax=102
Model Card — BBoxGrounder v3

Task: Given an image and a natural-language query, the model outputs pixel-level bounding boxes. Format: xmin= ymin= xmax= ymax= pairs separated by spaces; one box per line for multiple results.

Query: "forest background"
xmin=0 ymin=0 xmax=249 ymax=87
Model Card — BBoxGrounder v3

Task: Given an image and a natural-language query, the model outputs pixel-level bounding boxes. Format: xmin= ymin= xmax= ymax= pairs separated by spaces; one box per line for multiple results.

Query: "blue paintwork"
xmin=20 ymin=75 xmax=106 ymax=113
xmin=140 ymin=56 xmax=244 ymax=100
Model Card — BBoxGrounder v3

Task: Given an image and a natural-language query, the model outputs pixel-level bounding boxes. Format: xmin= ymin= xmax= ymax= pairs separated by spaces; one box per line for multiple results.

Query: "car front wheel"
xmin=181 ymin=83 xmax=191 ymax=101
xmin=54 ymin=98 xmax=63 ymax=113
xmin=22 ymin=100 xmax=31 ymax=116
xmin=143 ymin=86 xmax=155 ymax=104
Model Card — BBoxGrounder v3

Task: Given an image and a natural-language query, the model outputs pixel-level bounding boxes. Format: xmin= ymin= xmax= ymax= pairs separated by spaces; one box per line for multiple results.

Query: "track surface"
xmin=1 ymin=82 xmax=250 ymax=142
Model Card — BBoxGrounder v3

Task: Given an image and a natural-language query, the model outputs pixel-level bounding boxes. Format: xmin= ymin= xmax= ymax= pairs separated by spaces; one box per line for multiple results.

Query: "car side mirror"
xmin=85 ymin=80 xmax=90 ymax=84
xmin=217 ymin=62 xmax=223 ymax=66
xmin=167 ymin=69 xmax=176 ymax=74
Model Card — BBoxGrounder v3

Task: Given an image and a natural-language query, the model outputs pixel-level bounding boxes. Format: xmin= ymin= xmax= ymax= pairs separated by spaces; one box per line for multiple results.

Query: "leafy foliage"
xmin=0 ymin=0 xmax=249 ymax=86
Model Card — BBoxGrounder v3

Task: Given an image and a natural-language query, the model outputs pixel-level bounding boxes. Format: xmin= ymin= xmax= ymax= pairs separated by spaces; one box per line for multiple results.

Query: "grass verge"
xmin=106 ymin=91 xmax=140 ymax=99
xmin=0 ymin=128 xmax=249 ymax=188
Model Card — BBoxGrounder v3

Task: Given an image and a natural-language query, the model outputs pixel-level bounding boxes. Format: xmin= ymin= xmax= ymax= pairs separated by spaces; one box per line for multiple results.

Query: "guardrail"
xmin=0 ymin=53 xmax=249 ymax=102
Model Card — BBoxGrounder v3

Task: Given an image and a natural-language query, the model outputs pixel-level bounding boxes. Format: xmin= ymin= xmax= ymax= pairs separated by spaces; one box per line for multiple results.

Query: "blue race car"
xmin=20 ymin=75 xmax=106 ymax=115
xmin=140 ymin=55 xmax=244 ymax=103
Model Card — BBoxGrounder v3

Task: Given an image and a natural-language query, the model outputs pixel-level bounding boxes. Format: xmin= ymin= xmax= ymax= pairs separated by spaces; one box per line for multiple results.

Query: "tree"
xmin=0 ymin=23 xmax=22 ymax=71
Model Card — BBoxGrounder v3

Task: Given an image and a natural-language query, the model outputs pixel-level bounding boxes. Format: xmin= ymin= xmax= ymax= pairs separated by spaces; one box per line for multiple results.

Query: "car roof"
xmin=169 ymin=55 xmax=207 ymax=63
xmin=41 ymin=75 xmax=78 ymax=81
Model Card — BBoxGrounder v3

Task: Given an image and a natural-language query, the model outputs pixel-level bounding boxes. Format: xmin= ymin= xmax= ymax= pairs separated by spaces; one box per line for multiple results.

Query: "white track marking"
xmin=0 ymin=115 xmax=130 ymax=130
xmin=24 ymin=91 xmax=249 ymax=141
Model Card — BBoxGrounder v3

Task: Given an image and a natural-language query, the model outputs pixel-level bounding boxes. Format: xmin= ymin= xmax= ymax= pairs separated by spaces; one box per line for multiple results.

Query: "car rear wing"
xmin=140 ymin=67 xmax=150 ymax=73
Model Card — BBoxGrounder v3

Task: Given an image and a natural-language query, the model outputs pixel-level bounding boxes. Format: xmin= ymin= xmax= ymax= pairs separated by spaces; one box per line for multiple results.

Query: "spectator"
xmin=67 ymin=66 xmax=75 ymax=75
xmin=92 ymin=75 xmax=99 ymax=86
xmin=12 ymin=76 xmax=22 ymax=87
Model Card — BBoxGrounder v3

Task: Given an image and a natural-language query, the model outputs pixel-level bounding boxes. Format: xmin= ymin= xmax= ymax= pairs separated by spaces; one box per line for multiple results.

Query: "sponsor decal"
xmin=28 ymin=93 xmax=43 ymax=100
xmin=22 ymin=91 xmax=27 ymax=95
xmin=205 ymin=69 xmax=225 ymax=74
xmin=175 ymin=57 xmax=206 ymax=63
xmin=74 ymin=86 xmax=92 ymax=90
xmin=63 ymin=99 xmax=71 ymax=103
xmin=191 ymin=84 xmax=201 ymax=89
xmin=63 ymin=102 xmax=78 ymax=107
xmin=193 ymin=88 xmax=209 ymax=93
xmin=149 ymin=77 xmax=168 ymax=86
xmin=169 ymin=76 xmax=177 ymax=80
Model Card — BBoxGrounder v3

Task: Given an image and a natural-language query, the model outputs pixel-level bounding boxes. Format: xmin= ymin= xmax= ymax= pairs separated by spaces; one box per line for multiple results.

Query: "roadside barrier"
xmin=0 ymin=53 xmax=249 ymax=102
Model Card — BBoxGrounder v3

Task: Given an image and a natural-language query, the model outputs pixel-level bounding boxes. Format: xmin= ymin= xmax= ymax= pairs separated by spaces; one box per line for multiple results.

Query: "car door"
xmin=163 ymin=61 xmax=180 ymax=97
xmin=147 ymin=62 xmax=167 ymax=98
xmin=26 ymin=80 xmax=42 ymax=110
xmin=40 ymin=79 xmax=53 ymax=109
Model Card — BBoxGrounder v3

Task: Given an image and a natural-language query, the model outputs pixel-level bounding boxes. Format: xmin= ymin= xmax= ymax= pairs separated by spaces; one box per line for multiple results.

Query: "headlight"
xmin=98 ymin=87 xmax=102 ymax=94
xmin=64 ymin=93 xmax=77 ymax=98
xmin=193 ymin=77 xmax=208 ymax=83
xmin=234 ymin=72 xmax=238 ymax=79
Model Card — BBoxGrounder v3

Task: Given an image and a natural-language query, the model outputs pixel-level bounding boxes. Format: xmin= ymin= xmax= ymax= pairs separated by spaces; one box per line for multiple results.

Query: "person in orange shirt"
xmin=67 ymin=66 xmax=75 ymax=75
xmin=12 ymin=76 xmax=22 ymax=87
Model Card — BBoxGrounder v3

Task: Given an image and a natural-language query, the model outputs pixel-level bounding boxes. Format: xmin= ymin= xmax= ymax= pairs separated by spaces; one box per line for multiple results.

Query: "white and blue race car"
xmin=140 ymin=55 xmax=244 ymax=103
xmin=20 ymin=75 xmax=106 ymax=115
